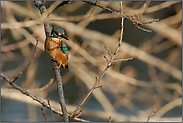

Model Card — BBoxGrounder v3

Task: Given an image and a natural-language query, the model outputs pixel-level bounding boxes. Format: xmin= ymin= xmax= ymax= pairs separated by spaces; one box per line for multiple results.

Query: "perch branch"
xmin=52 ymin=62 xmax=69 ymax=122
xmin=34 ymin=1 xmax=69 ymax=122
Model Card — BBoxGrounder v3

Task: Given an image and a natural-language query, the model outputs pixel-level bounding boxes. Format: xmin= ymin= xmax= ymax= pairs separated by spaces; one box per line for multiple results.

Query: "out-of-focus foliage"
xmin=1 ymin=1 xmax=182 ymax=122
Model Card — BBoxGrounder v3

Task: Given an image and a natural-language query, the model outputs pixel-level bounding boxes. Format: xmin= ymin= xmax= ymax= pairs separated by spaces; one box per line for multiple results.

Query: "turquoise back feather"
xmin=60 ymin=41 xmax=69 ymax=60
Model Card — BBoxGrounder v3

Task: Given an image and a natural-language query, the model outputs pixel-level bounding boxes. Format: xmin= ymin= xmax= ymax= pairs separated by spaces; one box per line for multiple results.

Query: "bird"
xmin=44 ymin=26 xmax=69 ymax=69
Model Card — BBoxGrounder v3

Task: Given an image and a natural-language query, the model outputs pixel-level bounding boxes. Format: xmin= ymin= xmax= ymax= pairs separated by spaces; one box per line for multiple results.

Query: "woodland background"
xmin=1 ymin=1 xmax=182 ymax=122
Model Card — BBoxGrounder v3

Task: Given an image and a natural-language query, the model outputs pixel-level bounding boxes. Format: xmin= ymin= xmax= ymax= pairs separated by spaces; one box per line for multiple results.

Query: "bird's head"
xmin=51 ymin=26 xmax=69 ymax=40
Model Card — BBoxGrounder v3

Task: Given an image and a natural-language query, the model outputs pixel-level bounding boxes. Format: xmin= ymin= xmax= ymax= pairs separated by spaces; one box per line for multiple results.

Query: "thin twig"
xmin=11 ymin=38 xmax=39 ymax=84
xmin=39 ymin=106 xmax=47 ymax=122
xmin=83 ymin=1 xmax=159 ymax=32
xmin=69 ymin=1 xmax=129 ymax=118
xmin=133 ymin=24 xmax=152 ymax=33
xmin=104 ymin=55 xmax=109 ymax=64
xmin=47 ymin=98 xmax=55 ymax=122
xmin=70 ymin=66 xmax=110 ymax=118
xmin=109 ymin=116 xmax=112 ymax=122
xmin=83 ymin=1 xmax=129 ymax=19
xmin=94 ymin=85 xmax=103 ymax=89
xmin=112 ymin=57 xmax=133 ymax=63
xmin=112 ymin=1 xmax=124 ymax=60
xmin=27 ymin=78 xmax=54 ymax=92
xmin=104 ymin=45 xmax=113 ymax=57
xmin=146 ymin=109 xmax=156 ymax=122
xmin=54 ymin=1 xmax=71 ymax=10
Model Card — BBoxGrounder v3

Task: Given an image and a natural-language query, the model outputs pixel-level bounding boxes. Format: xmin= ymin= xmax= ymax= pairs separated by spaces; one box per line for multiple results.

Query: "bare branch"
xmin=34 ymin=1 xmax=69 ymax=122
xmin=1 ymin=73 xmax=88 ymax=122
xmin=83 ymin=1 xmax=159 ymax=32
xmin=1 ymin=73 xmax=63 ymax=116
xmin=11 ymin=38 xmax=39 ymax=84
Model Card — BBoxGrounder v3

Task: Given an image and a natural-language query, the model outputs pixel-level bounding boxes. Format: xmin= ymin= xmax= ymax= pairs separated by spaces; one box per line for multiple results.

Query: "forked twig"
xmin=70 ymin=1 xmax=132 ymax=119
xmin=11 ymin=38 xmax=39 ymax=84
xmin=83 ymin=1 xmax=159 ymax=32
xmin=69 ymin=66 xmax=109 ymax=118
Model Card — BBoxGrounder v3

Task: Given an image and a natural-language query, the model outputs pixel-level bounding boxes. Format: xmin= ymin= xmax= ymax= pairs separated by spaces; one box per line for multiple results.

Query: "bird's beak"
xmin=58 ymin=33 xmax=69 ymax=40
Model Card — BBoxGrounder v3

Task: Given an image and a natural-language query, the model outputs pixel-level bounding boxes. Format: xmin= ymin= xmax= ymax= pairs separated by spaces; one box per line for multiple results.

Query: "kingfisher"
xmin=45 ymin=26 xmax=69 ymax=69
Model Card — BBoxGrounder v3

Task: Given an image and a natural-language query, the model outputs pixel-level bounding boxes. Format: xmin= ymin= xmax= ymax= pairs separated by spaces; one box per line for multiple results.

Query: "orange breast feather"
xmin=45 ymin=37 xmax=68 ymax=63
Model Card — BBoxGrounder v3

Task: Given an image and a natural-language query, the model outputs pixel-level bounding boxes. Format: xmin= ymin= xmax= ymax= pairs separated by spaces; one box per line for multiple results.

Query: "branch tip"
xmin=95 ymin=76 xmax=97 ymax=81
xmin=109 ymin=116 xmax=112 ymax=122
xmin=147 ymin=109 xmax=156 ymax=122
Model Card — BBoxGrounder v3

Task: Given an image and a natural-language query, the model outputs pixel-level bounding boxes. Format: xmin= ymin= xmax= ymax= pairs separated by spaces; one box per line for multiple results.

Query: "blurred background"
xmin=1 ymin=1 xmax=182 ymax=122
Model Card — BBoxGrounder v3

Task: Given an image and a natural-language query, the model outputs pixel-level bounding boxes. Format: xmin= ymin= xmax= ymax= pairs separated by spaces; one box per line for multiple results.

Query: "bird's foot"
xmin=54 ymin=66 xmax=60 ymax=69
xmin=54 ymin=62 xmax=62 ymax=69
